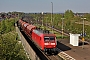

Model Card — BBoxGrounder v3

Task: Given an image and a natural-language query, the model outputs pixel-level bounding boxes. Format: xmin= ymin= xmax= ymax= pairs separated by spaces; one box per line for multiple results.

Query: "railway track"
xmin=48 ymin=55 xmax=61 ymax=60
xmin=48 ymin=26 xmax=69 ymax=36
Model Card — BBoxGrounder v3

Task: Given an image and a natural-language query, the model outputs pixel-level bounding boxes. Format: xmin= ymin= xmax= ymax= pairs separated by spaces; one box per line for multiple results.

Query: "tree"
xmin=1 ymin=14 xmax=5 ymax=18
xmin=1 ymin=20 xmax=6 ymax=33
xmin=84 ymin=13 xmax=90 ymax=21
xmin=0 ymin=32 xmax=28 ymax=60
xmin=64 ymin=10 xmax=74 ymax=20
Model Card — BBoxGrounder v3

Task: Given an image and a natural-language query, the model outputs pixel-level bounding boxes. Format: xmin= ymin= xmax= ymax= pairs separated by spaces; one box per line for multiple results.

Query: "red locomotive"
xmin=18 ymin=19 xmax=57 ymax=54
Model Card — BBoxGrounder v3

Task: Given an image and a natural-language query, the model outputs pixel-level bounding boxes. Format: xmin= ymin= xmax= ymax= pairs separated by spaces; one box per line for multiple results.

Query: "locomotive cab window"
xmin=44 ymin=37 xmax=49 ymax=41
xmin=49 ymin=36 xmax=55 ymax=40
xmin=44 ymin=36 xmax=55 ymax=41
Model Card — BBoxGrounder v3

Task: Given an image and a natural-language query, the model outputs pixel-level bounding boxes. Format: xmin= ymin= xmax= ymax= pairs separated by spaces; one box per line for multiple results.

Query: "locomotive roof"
xmin=33 ymin=29 xmax=54 ymax=36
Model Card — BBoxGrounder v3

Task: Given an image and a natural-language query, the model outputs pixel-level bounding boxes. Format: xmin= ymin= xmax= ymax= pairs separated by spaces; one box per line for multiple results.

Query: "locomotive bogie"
xmin=44 ymin=48 xmax=58 ymax=55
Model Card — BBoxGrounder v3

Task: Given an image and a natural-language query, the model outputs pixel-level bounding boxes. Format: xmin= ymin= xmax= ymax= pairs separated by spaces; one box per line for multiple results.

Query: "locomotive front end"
xmin=44 ymin=35 xmax=57 ymax=54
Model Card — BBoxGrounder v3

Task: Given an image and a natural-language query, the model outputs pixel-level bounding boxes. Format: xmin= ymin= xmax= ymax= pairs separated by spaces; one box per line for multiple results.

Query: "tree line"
xmin=30 ymin=10 xmax=90 ymax=39
xmin=0 ymin=18 xmax=28 ymax=60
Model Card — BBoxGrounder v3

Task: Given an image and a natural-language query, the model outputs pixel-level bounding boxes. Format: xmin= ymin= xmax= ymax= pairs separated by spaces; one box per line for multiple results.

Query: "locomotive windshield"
xmin=50 ymin=36 xmax=55 ymax=40
xmin=44 ymin=36 xmax=55 ymax=41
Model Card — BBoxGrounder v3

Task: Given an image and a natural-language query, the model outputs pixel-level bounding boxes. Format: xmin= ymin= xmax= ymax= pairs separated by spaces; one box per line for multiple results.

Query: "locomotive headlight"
xmin=51 ymin=43 xmax=55 ymax=45
xmin=44 ymin=43 xmax=48 ymax=45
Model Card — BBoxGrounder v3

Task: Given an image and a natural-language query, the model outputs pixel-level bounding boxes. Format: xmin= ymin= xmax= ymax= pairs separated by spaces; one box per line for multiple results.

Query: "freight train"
xmin=18 ymin=19 xmax=58 ymax=54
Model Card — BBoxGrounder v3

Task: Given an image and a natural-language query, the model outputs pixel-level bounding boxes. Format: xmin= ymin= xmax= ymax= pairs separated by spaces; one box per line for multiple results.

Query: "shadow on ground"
xmin=57 ymin=41 xmax=71 ymax=51
xmin=79 ymin=42 xmax=89 ymax=46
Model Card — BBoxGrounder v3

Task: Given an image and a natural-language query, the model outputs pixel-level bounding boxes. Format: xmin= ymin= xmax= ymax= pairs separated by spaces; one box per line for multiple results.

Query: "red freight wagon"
xmin=19 ymin=20 xmax=23 ymax=26
xmin=23 ymin=23 xmax=29 ymax=31
xmin=26 ymin=24 xmax=36 ymax=37
xmin=21 ymin=22 xmax=26 ymax=30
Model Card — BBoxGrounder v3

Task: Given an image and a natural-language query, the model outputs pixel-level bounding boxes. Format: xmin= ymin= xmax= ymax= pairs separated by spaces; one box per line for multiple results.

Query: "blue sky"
xmin=0 ymin=0 xmax=90 ymax=13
